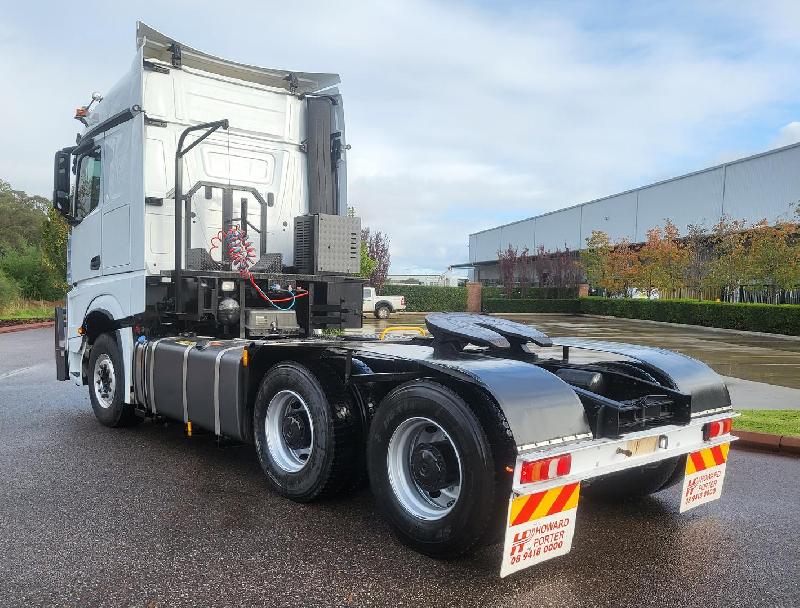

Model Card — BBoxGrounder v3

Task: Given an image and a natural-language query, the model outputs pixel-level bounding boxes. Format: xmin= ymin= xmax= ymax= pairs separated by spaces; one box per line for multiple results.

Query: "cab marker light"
xmin=519 ymin=453 xmax=571 ymax=484
xmin=242 ymin=348 xmax=249 ymax=367
xmin=704 ymin=418 xmax=733 ymax=440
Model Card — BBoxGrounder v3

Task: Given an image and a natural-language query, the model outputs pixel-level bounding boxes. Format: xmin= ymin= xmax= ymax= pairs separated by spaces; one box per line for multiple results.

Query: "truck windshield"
xmin=74 ymin=152 xmax=101 ymax=221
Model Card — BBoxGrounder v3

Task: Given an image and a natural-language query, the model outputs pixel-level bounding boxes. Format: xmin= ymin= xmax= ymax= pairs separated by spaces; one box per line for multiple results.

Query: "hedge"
xmin=380 ymin=285 xmax=467 ymax=312
xmin=483 ymin=286 xmax=578 ymax=300
xmin=377 ymin=285 xmax=800 ymax=335
xmin=483 ymin=298 xmax=581 ymax=313
xmin=379 ymin=285 xmax=579 ymax=312
xmin=579 ymin=297 xmax=800 ymax=336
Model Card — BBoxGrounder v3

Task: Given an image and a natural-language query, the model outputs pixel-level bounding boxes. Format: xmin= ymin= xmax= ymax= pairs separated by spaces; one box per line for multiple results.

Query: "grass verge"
xmin=733 ymin=409 xmax=800 ymax=437
xmin=0 ymin=300 xmax=59 ymax=322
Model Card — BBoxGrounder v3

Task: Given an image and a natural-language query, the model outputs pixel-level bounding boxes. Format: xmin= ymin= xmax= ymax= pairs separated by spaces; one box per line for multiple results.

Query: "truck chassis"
xmin=58 ymin=307 xmax=737 ymax=576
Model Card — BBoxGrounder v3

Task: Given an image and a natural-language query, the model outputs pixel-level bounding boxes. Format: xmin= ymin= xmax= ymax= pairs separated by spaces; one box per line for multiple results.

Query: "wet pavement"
xmin=1 ymin=327 xmax=799 ymax=607
xmin=362 ymin=313 xmax=800 ymax=408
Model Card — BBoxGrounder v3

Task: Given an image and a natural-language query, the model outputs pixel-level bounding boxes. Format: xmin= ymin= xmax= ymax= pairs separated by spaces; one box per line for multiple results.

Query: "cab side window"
xmin=74 ymin=149 xmax=101 ymax=221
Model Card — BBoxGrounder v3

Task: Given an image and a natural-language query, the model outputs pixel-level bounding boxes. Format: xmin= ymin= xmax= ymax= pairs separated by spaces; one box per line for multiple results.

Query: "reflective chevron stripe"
xmin=509 ymin=483 xmax=580 ymax=527
xmin=686 ymin=443 xmax=730 ymax=475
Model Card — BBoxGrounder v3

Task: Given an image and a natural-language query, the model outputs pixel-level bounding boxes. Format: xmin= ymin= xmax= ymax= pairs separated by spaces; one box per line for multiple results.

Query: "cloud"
xmin=771 ymin=122 xmax=800 ymax=148
xmin=1 ymin=1 xmax=800 ymax=273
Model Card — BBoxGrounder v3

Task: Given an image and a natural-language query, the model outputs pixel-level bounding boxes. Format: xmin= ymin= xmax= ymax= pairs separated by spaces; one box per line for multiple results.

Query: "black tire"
xmin=253 ymin=361 xmax=358 ymax=502
xmin=367 ymin=380 xmax=502 ymax=558
xmin=656 ymin=454 xmax=687 ymax=492
xmin=374 ymin=304 xmax=391 ymax=319
xmin=87 ymin=333 xmax=140 ymax=427
xmin=582 ymin=456 xmax=681 ymax=501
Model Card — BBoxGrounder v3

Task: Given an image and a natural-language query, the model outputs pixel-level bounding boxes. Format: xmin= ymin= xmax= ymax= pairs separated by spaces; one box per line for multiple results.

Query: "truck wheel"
xmin=367 ymin=380 xmax=499 ymax=557
xmin=374 ymin=304 xmax=390 ymax=319
xmin=253 ymin=361 xmax=358 ymax=502
xmin=582 ymin=456 xmax=681 ymax=501
xmin=656 ymin=454 xmax=687 ymax=492
xmin=87 ymin=333 xmax=140 ymax=427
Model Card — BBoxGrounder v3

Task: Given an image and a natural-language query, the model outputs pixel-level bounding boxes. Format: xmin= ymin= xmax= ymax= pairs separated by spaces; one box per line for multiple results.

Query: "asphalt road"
xmin=1 ymin=327 xmax=799 ymax=607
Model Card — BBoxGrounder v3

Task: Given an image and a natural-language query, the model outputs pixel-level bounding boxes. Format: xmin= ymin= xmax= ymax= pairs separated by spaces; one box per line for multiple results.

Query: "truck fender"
xmin=350 ymin=342 xmax=592 ymax=450
xmin=74 ymin=295 xmax=134 ymax=402
xmin=552 ymin=338 xmax=731 ymax=413
xmin=374 ymin=299 xmax=394 ymax=312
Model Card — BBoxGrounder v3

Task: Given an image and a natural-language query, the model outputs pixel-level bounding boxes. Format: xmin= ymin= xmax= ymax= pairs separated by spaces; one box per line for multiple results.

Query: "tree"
xmin=554 ymin=247 xmax=581 ymax=287
xmin=497 ymin=244 xmax=518 ymax=297
xmin=359 ymin=240 xmax=376 ymax=280
xmin=361 ymin=228 xmax=391 ymax=291
xmin=604 ymin=238 xmax=639 ymax=296
xmin=747 ymin=219 xmax=800 ymax=301
xmin=703 ymin=217 xmax=751 ymax=298
xmin=684 ymin=223 xmax=710 ymax=298
xmin=581 ymin=231 xmax=612 ymax=294
xmin=632 ymin=220 xmax=689 ymax=297
xmin=41 ymin=208 xmax=69 ymax=291
xmin=517 ymin=248 xmax=534 ymax=297
xmin=0 ymin=179 xmax=50 ymax=254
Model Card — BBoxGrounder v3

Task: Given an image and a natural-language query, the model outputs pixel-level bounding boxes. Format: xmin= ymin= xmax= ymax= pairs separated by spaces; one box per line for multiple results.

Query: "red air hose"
xmin=210 ymin=226 xmax=308 ymax=308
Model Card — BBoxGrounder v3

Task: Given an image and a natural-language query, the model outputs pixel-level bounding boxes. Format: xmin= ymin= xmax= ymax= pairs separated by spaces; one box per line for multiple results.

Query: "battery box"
xmin=245 ymin=309 xmax=300 ymax=336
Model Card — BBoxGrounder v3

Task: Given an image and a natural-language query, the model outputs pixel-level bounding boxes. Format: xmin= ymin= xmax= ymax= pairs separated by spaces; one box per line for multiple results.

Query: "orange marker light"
xmin=241 ymin=348 xmax=249 ymax=367
xmin=77 ymin=326 xmax=85 ymax=335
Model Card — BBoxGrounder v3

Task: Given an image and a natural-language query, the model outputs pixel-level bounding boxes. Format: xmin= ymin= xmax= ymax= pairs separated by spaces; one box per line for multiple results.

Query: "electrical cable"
xmin=211 ymin=225 xmax=307 ymax=310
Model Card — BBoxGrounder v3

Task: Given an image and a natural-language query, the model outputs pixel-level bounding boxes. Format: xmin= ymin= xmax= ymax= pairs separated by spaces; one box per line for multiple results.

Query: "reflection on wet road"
xmin=361 ymin=313 xmax=800 ymax=390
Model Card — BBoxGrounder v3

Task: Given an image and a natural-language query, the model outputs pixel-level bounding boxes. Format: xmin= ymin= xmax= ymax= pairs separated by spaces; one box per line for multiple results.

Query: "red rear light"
xmin=703 ymin=417 xmax=733 ymax=440
xmin=519 ymin=453 xmax=571 ymax=484
xmin=401 ymin=297 xmax=405 ymax=305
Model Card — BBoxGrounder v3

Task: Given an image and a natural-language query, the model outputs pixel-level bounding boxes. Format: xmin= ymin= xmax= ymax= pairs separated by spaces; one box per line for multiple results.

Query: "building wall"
xmin=469 ymin=142 xmax=800 ymax=263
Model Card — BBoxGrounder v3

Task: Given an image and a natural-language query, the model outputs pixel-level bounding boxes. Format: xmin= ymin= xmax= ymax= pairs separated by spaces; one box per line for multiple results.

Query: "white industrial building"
xmin=462 ymin=142 xmax=800 ymax=284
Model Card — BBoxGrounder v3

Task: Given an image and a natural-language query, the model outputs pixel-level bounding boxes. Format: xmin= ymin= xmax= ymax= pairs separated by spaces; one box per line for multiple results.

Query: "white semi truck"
xmin=53 ymin=24 xmax=737 ymax=577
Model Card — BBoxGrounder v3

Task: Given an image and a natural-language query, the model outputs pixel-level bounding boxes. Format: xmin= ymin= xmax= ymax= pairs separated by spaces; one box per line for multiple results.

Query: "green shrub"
xmin=378 ymin=285 xmax=578 ymax=312
xmin=483 ymin=298 xmax=582 ymax=313
xmin=380 ymin=285 xmax=467 ymax=312
xmin=579 ymin=297 xmax=800 ymax=335
xmin=0 ymin=270 xmax=21 ymax=309
xmin=483 ymin=286 xmax=578 ymax=300
xmin=0 ymin=246 xmax=65 ymax=300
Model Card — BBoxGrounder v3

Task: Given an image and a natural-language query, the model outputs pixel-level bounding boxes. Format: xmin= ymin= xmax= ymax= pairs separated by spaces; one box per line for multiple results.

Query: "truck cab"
xmin=53 ymin=22 xmax=362 ymax=390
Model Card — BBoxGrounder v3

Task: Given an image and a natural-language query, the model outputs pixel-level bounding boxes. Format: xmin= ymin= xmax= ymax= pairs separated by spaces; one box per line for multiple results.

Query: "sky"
xmin=2 ymin=1 xmax=800 ymax=274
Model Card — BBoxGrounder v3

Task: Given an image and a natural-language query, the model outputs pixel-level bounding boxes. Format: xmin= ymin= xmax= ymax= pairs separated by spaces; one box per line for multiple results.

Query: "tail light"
xmin=703 ymin=418 xmax=733 ymax=440
xmin=519 ymin=453 xmax=571 ymax=484
xmin=401 ymin=297 xmax=405 ymax=306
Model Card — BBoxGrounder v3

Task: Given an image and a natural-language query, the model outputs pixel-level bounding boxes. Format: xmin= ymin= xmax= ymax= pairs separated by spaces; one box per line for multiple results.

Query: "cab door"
xmin=363 ymin=287 xmax=374 ymax=313
xmin=69 ymin=142 xmax=103 ymax=284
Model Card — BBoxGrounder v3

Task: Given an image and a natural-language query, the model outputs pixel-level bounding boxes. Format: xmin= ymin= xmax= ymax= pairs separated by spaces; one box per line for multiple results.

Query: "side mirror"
xmin=53 ymin=149 xmax=72 ymax=218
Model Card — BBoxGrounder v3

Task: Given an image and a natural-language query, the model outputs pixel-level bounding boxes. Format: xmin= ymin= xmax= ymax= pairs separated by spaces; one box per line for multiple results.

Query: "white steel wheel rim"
xmin=387 ymin=416 xmax=463 ymax=521
xmin=265 ymin=390 xmax=314 ymax=473
xmin=93 ymin=353 xmax=116 ymax=409
xmin=378 ymin=307 xmax=389 ymax=318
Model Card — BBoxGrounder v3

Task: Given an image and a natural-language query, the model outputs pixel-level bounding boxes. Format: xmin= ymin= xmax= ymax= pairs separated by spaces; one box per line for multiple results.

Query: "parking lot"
xmin=1 ymin=323 xmax=799 ymax=607
xmin=365 ymin=313 xmax=800 ymax=407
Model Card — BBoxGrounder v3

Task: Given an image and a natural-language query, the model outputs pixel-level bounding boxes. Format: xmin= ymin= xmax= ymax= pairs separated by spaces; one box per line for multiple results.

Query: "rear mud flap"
xmin=500 ymin=483 xmax=581 ymax=577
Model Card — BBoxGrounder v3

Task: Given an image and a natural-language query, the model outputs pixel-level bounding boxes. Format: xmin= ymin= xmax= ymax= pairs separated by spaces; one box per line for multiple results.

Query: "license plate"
xmin=680 ymin=443 xmax=730 ymax=513
xmin=500 ymin=482 xmax=580 ymax=577
xmin=625 ymin=435 xmax=659 ymax=456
